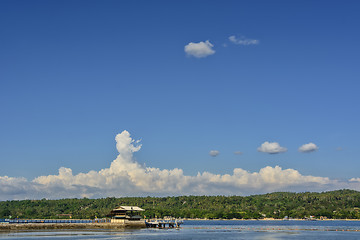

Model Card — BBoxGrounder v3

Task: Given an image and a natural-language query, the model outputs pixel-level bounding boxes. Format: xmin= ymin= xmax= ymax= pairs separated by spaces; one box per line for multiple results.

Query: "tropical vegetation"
xmin=1 ymin=189 xmax=360 ymax=220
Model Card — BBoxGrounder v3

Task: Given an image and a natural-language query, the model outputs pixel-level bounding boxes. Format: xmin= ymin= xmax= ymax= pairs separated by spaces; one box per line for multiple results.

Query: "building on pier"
xmin=109 ymin=206 xmax=145 ymax=224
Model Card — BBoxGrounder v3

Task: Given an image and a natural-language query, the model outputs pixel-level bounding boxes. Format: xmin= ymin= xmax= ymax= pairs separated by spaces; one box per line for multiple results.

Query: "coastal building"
xmin=109 ymin=206 xmax=145 ymax=224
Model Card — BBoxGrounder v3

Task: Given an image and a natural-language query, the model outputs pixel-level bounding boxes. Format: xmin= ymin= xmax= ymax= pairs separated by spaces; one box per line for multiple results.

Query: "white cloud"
xmin=257 ymin=141 xmax=287 ymax=154
xmin=299 ymin=143 xmax=319 ymax=153
xmin=229 ymin=35 xmax=259 ymax=45
xmin=209 ymin=150 xmax=220 ymax=157
xmin=184 ymin=40 xmax=215 ymax=58
xmin=0 ymin=131 xmax=359 ymax=200
xmin=350 ymin=178 xmax=360 ymax=182
xmin=0 ymin=176 xmax=39 ymax=199
xmin=234 ymin=151 xmax=243 ymax=155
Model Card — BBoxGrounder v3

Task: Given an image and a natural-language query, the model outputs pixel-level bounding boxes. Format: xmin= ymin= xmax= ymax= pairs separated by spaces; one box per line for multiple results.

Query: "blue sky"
xmin=1 ymin=0 xmax=360 ymax=199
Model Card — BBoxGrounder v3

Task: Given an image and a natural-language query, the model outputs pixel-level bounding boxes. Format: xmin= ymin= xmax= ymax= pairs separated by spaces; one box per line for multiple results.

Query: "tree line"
xmin=1 ymin=189 xmax=360 ymax=220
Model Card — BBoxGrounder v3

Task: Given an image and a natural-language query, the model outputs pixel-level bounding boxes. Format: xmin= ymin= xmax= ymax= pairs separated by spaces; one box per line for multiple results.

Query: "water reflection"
xmin=0 ymin=220 xmax=359 ymax=239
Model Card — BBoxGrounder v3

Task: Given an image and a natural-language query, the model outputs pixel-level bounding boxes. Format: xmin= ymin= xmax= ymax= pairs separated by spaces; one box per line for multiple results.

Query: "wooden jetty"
xmin=145 ymin=217 xmax=183 ymax=228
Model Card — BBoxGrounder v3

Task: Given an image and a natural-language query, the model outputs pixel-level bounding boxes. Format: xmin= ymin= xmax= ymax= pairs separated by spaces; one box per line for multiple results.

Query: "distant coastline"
xmin=183 ymin=218 xmax=360 ymax=221
xmin=1 ymin=190 xmax=360 ymax=221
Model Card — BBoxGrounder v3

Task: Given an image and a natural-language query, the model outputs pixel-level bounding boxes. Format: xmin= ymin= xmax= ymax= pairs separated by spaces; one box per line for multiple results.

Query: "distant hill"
xmin=1 ymin=189 xmax=360 ymax=219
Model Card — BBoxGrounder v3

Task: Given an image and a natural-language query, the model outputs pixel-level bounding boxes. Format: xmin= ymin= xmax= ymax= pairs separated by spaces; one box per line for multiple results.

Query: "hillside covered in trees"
xmin=1 ymin=190 xmax=360 ymax=220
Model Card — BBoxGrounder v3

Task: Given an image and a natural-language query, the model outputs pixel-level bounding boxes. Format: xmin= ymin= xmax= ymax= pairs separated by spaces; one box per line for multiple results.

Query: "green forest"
xmin=1 ymin=189 xmax=360 ymax=220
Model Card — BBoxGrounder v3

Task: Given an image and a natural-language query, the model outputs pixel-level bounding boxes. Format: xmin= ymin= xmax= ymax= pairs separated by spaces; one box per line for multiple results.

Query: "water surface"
xmin=1 ymin=220 xmax=359 ymax=239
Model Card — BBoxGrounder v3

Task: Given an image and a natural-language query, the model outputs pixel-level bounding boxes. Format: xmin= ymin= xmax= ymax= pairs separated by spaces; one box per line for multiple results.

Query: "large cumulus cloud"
xmin=0 ymin=131 xmax=359 ymax=200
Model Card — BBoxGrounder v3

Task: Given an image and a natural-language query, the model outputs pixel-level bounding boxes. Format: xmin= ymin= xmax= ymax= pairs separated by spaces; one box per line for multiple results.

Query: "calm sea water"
xmin=1 ymin=220 xmax=360 ymax=239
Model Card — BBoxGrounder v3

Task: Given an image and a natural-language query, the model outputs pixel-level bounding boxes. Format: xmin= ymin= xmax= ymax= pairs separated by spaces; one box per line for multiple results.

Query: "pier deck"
xmin=145 ymin=218 xmax=183 ymax=228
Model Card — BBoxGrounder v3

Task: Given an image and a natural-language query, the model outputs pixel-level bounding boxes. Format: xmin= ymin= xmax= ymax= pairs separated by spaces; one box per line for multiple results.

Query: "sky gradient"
xmin=1 ymin=0 xmax=360 ymax=200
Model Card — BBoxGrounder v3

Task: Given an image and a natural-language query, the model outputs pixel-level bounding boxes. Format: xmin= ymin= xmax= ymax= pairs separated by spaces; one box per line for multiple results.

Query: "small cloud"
xmin=229 ymin=35 xmax=259 ymax=45
xmin=209 ymin=150 xmax=220 ymax=157
xmin=298 ymin=143 xmax=319 ymax=153
xmin=257 ymin=141 xmax=287 ymax=154
xmin=336 ymin=147 xmax=343 ymax=151
xmin=184 ymin=40 xmax=215 ymax=58
xmin=234 ymin=151 xmax=243 ymax=155
xmin=350 ymin=178 xmax=360 ymax=182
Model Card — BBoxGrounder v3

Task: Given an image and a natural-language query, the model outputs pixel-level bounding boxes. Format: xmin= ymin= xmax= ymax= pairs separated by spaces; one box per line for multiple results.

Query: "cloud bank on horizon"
xmin=0 ymin=130 xmax=359 ymax=200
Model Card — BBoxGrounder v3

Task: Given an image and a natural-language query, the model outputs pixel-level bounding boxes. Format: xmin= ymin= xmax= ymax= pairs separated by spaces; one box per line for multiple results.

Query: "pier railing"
xmin=145 ymin=217 xmax=183 ymax=228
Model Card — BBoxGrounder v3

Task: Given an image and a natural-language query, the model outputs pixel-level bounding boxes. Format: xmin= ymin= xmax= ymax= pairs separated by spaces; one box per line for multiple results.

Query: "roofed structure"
xmin=112 ymin=206 xmax=144 ymax=212
xmin=109 ymin=206 xmax=145 ymax=223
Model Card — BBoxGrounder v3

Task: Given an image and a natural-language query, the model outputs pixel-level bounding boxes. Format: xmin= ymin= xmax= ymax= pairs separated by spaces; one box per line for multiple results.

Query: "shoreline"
xmin=183 ymin=218 xmax=360 ymax=221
